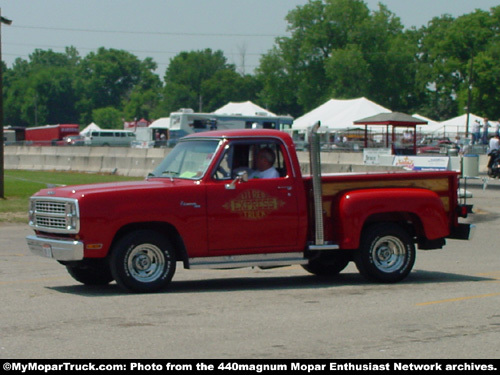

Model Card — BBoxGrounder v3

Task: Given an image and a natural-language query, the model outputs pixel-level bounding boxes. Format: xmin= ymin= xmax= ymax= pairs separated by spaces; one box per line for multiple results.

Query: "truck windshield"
xmin=150 ymin=140 xmax=220 ymax=179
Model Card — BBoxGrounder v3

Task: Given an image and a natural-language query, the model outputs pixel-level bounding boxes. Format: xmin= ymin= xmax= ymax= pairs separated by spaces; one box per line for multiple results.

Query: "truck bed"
xmin=310 ymin=170 xmax=458 ymax=212
xmin=303 ymin=170 xmax=460 ymax=245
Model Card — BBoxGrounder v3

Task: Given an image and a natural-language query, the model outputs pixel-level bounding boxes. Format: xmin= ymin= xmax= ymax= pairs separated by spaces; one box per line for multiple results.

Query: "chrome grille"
xmin=35 ymin=216 xmax=67 ymax=229
xmin=29 ymin=198 xmax=80 ymax=234
xmin=35 ymin=201 xmax=67 ymax=214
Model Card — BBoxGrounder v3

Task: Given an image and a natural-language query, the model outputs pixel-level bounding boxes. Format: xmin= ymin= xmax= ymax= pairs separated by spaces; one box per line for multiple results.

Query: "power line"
xmin=1 ymin=52 xmax=261 ymax=70
xmin=12 ymin=24 xmax=280 ymax=38
xmin=4 ymin=42 xmax=267 ymax=56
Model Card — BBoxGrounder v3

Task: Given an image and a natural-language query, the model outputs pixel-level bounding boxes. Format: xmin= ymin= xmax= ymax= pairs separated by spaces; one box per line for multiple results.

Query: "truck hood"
xmin=33 ymin=178 xmax=195 ymax=199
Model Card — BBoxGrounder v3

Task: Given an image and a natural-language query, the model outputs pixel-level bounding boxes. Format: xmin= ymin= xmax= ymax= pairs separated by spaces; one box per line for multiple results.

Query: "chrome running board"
xmin=188 ymin=252 xmax=307 ymax=269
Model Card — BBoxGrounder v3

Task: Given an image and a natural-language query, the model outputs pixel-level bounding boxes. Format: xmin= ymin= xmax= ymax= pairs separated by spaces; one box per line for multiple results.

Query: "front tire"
xmin=355 ymin=223 xmax=415 ymax=283
xmin=66 ymin=260 xmax=114 ymax=285
xmin=110 ymin=230 xmax=176 ymax=293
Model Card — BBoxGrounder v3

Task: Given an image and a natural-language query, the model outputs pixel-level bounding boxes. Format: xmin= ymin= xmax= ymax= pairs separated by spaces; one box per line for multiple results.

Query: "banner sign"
xmin=393 ymin=155 xmax=450 ymax=171
xmin=363 ymin=148 xmax=392 ymax=165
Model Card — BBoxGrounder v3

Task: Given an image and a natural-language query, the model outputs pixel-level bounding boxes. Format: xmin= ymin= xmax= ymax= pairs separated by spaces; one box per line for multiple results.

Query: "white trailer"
xmin=168 ymin=109 xmax=293 ymax=144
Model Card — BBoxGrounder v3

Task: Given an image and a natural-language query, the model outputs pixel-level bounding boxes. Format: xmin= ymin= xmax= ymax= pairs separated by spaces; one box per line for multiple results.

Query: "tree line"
xmin=2 ymin=0 xmax=499 ymax=129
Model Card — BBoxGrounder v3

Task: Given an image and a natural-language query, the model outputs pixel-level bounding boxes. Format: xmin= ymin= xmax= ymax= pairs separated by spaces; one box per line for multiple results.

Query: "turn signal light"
xmin=458 ymin=204 xmax=472 ymax=218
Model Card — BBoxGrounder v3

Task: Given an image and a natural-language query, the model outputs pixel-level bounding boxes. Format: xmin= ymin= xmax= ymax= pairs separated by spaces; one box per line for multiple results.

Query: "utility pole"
xmin=0 ymin=9 xmax=12 ymax=199
xmin=465 ymin=55 xmax=474 ymax=138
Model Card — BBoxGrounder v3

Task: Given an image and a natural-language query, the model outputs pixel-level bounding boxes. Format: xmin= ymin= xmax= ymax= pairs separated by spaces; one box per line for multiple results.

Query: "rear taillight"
xmin=458 ymin=204 xmax=472 ymax=218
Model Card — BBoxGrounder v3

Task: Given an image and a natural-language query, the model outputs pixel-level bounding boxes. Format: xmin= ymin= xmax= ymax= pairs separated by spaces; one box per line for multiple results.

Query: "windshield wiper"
xmin=161 ymin=170 xmax=179 ymax=182
xmin=161 ymin=170 xmax=179 ymax=176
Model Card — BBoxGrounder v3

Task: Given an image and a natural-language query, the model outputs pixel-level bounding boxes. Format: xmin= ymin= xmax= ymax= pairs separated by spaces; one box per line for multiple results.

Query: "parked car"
xmin=85 ymin=130 xmax=136 ymax=147
xmin=61 ymin=135 xmax=85 ymax=146
xmin=417 ymin=138 xmax=453 ymax=154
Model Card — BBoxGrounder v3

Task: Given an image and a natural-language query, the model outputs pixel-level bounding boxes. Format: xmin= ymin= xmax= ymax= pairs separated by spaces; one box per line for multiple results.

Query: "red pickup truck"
xmin=26 ymin=128 xmax=473 ymax=292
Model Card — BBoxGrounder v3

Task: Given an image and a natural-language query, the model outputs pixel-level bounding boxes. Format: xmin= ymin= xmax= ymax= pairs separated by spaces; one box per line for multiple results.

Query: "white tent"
xmin=292 ymin=97 xmax=391 ymax=131
xmin=438 ymin=113 xmax=484 ymax=136
xmin=80 ymin=122 xmax=101 ymax=135
xmin=413 ymin=114 xmax=441 ymax=134
xmin=149 ymin=117 xmax=170 ymax=129
xmin=214 ymin=101 xmax=276 ymax=117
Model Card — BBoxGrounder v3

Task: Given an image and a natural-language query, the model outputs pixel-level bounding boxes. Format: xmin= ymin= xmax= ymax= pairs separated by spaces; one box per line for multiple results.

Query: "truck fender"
xmin=332 ymin=188 xmax=449 ymax=249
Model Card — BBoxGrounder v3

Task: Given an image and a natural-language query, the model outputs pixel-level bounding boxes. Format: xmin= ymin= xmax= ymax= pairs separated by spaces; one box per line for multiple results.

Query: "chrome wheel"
xmin=127 ymin=244 xmax=165 ymax=283
xmin=371 ymin=235 xmax=406 ymax=273
xmin=355 ymin=223 xmax=415 ymax=283
xmin=110 ymin=230 xmax=176 ymax=293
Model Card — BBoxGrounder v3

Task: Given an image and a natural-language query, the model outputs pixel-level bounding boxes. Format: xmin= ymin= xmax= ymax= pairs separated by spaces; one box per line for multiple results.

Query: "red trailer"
xmin=25 ymin=124 xmax=79 ymax=145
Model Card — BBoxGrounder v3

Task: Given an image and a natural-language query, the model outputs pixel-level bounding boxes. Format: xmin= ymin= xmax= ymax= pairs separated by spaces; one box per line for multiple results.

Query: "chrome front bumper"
xmin=26 ymin=235 xmax=84 ymax=261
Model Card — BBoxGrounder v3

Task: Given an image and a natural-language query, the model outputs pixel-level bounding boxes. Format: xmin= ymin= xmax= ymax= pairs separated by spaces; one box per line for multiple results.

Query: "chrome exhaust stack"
xmin=308 ymin=122 xmax=339 ymax=250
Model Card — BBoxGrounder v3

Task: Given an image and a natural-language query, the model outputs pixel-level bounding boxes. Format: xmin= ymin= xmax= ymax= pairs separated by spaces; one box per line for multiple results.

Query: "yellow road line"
xmin=416 ymin=292 xmax=500 ymax=306
xmin=475 ymin=271 xmax=500 ymax=278
xmin=416 ymin=271 xmax=500 ymax=306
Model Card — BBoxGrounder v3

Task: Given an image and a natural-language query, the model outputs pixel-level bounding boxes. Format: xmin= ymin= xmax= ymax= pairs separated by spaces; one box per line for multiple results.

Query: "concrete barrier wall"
xmin=4 ymin=146 xmax=490 ymax=177
xmin=4 ymin=146 xmax=171 ymax=177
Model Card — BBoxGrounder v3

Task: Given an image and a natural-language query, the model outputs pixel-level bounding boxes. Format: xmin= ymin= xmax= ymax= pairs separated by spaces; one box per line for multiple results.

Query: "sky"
xmin=1 ymin=0 xmax=498 ymax=75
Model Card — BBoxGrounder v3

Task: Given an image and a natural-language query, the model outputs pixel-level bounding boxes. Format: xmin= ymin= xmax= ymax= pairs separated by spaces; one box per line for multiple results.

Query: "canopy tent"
xmin=214 ymin=101 xmax=276 ymax=117
xmin=80 ymin=122 xmax=101 ymax=136
xmin=149 ymin=117 xmax=170 ymax=129
xmin=292 ymin=97 xmax=391 ymax=131
xmin=413 ymin=114 xmax=441 ymax=134
xmin=438 ymin=113 xmax=484 ymax=136
xmin=354 ymin=112 xmax=427 ymax=155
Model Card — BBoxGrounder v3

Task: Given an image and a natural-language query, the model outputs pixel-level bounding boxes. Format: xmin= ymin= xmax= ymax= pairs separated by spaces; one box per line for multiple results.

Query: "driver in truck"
xmin=250 ymin=147 xmax=279 ymax=179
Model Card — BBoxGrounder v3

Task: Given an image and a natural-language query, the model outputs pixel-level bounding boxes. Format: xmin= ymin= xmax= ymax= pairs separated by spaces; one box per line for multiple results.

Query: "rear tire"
xmin=110 ymin=230 xmax=176 ymax=293
xmin=302 ymin=253 xmax=350 ymax=277
xmin=355 ymin=223 xmax=415 ymax=283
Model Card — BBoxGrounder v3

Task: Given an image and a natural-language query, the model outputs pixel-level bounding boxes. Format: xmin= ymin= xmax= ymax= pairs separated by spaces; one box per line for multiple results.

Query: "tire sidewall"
xmin=66 ymin=262 xmax=114 ymax=285
xmin=111 ymin=230 xmax=176 ymax=292
xmin=357 ymin=224 xmax=415 ymax=283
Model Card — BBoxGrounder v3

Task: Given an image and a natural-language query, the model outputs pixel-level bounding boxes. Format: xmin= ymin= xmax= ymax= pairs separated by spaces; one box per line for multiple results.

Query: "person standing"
xmin=482 ymin=118 xmax=490 ymax=144
xmin=471 ymin=120 xmax=481 ymax=145
xmin=487 ymin=135 xmax=500 ymax=175
xmin=488 ymin=134 xmax=499 ymax=153
xmin=493 ymin=120 xmax=500 ymax=138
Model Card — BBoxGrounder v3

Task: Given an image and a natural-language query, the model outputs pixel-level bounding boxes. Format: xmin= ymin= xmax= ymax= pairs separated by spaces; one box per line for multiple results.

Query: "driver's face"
xmin=256 ymin=153 xmax=270 ymax=171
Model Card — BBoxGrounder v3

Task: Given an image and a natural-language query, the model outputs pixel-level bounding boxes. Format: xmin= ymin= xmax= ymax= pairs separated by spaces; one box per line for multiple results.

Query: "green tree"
xmin=257 ymin=0 xmax=413 ymax=115
xmin=272 ymin=0 xmax=372 ymax=112
xmin=416 ymin=8 xmax=498 ymax=119
xmin=201 ymin=70 xmax=261 ymax=112
xmin=76 ymin=48 xmax=154 ymax=124
xmin=122 ymin=58 xmax=163 ymax=120
xmin=92 ymin=107 xmax=123 ymax=129
xmin=161 ymin=49 xmax=237 ymax=113
xmin=4 ymin=48 xmax=80 ymax=126
xmin=255 ymin=48 xmax=302 ymax=117
xmin=468 ymin=40 xmax=500 ymax=119
xmin=351 ymin=4 xmax=417 ymax=111
xmin=325 ymin=45 xmax=371 ymax=98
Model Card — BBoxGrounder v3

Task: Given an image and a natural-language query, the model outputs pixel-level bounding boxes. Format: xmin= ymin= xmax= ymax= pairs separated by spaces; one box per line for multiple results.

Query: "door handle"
xmin=180 ymin=201 xmax=201 ymax=208
xmin=277 ymin=186 xmax=292 ymax=191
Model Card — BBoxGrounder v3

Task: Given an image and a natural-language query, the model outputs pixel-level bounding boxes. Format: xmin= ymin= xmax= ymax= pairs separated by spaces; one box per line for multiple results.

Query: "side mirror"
xmin=239 ymin=170 xmax=249 ymax=182
xmin=225 ymin=171 xmax=248 ymax=190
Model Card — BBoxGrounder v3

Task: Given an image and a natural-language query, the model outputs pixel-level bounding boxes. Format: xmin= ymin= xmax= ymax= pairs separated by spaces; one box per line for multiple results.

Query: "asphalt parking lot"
xmin=1 ymin=177 xmax=499 ymax=359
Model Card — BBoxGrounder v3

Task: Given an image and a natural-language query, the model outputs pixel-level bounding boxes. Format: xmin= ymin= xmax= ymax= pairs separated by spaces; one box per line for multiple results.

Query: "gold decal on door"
xmin=223 ymin=190 xmax=285 ymax=220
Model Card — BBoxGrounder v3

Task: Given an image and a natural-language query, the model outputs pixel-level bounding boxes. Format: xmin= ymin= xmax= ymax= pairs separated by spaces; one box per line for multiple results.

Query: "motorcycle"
xmin=487 ymin=149 xmax=500 ymax=178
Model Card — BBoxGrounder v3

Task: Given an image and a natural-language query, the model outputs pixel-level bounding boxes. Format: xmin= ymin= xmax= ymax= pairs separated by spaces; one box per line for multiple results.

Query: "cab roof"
xmin=184 ymin=129 xmax=293 ymax=142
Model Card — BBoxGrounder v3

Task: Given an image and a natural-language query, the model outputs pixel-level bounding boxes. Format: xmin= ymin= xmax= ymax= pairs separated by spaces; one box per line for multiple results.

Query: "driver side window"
xmin=212 ymin=142 xmax=287 ymax=180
